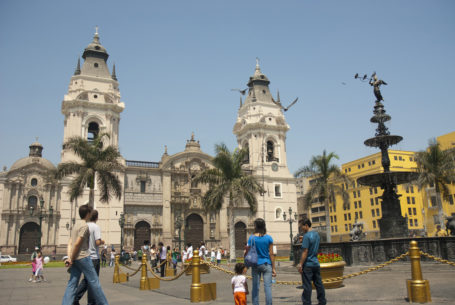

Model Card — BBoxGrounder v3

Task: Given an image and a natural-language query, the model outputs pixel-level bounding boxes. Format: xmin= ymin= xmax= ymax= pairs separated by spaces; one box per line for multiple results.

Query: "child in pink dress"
xmin=33 ymin=251 xmax=45 ymax=282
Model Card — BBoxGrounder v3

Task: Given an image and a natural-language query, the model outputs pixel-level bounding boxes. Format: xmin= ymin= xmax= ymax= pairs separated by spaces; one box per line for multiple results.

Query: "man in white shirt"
xmin=199 ymin=241 xmax=207 ymax=260
xmin=73 ymin=210 xmax=105 ymax=305
xmin=158 ymin=242 xmax=167 ymax=277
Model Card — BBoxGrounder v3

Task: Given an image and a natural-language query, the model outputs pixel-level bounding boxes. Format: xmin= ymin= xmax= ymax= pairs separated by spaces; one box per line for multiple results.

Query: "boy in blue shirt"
xmin=298 ymin=219 xmax=326 ymax=305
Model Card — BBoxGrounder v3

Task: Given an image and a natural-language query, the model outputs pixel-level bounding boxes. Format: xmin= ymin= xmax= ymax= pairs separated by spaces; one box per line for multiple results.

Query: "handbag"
xmin=244 ymin=235 xmax=258 ymax=267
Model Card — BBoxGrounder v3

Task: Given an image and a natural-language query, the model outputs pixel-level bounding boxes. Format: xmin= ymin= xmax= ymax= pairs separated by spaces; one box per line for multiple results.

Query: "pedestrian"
xmin=245 ymin=218 xmax=275 ymax=305
xmin=62 ymin=204 xmax=108 ymax=305
xmin=211 ymin=248 xmax=216 ymax=263
xmin=171 ymin=247 xmax=179 ymax=269
xmin=216 ymin=247 xmax=222 ymax=265
xmin=187 ymin=242 xmax=193 ymax=260
xmin=231 ymin=262 xmax=249 ymax=305
xmin=199 ymin=241 xmax=207 ymax=260
xmin=109 ymin=249 xmax=115 ymax=267
xmin=298 ymin=218 xmax=326 ymax=305
xmin=101 ymin=246 xmax=107 ymax=267
xmin=182 ymin=246 xmax=188 ymax=267
xmin=73 ymin=209 xmax=105 ymax=305
xmin=158 ymin=242 xmax=167 ymax=277
xmin=150 ymin=244 xmax=157 ymax=270
xmin=28 ymin=246 xmax=39 ymax=282
xmin=33 ymin=250 xmax=45 ymax=282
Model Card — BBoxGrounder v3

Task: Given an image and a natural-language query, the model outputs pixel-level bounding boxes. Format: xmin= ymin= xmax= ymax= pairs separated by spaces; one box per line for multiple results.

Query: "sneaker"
xmin=32 ymin=280 xmax=37 ymax=283
xmin=28 ymin=278 xmax=33 ymax=282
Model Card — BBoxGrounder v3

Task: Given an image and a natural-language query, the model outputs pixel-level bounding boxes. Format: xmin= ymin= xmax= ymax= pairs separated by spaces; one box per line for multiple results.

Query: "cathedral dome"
xmin=82 ymin=29 xmax=109 ymax=62
xmin=9 ymin=141 xmax=56 ymax=172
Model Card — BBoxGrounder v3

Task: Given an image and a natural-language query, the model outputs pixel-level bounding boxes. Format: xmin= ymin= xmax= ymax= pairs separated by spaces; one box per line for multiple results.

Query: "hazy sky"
xmin=1 ymin=0 xmax=454 ymax=173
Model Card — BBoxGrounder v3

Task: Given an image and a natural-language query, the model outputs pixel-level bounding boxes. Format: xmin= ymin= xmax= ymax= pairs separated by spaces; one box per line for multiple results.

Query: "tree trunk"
xmin=435 ymin=182 xmax=445 ymax=230
xmin=325 ymin=199 xmax=331 ymax=243
xmin=89 ymin=188 xmax=95 ymax=208
xmin=229 ymin=205 xmax=236 ymax=262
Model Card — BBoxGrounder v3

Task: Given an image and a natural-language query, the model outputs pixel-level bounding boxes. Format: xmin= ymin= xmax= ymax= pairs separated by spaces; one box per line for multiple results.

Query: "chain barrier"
xmin=420 ymin=251 xmax=455 ymax=267
xmin=202 ymin=252 xmax=409 ymax=285
xmin=118 ymin=263 xmax=142 ymax=277
xmin=146 ymin=261 xmax=190 ymax=281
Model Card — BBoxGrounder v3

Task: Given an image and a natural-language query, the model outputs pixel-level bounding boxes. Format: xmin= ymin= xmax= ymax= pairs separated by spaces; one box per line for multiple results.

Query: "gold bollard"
xmin=190 ymin=249 xmax=203 ymax=302
xmin=190 ymin=250 xmax=216 ymax=302
xmin=406 ymin=240 xmax=431 ymax=303
xmin=140 ymin=253 xmax=148 ymax=290
xmin=113 ymin=255 xmax=120 ymax=283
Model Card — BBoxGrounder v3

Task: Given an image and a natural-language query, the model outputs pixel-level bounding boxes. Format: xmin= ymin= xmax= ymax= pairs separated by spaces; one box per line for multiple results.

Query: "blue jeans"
xmin=252 ymin=263 xmax=273 ymax=305
xmin=301 ymin=265 xmax=326 ymax=305
xmin=74 ymin=259 xmax=100 ymax=305
xmin=62 ymin=257 xmax=108 ymax=305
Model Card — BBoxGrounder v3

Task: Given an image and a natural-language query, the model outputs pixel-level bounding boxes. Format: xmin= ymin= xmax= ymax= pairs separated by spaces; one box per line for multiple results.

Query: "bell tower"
xmin=233 ymin=61 xmax=298 ymax=246
xmin=61 ymin=28 xmax=125 ymax=162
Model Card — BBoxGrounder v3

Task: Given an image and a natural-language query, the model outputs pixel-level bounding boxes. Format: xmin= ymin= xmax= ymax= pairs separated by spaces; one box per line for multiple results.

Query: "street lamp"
xmin=29 ymin=197 xmax=52 ymax=249
xmin=118 ymin=212 xmax=125 ymax=251
xmin=283 ymin=207 xmax=297 ymax=261
xmin=175 ymin=216 xmax=183 ymax=253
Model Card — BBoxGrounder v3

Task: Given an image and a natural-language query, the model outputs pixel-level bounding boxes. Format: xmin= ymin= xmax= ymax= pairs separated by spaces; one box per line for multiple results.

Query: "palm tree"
xmin=56 ymin=133 xmax=124 ymax=208
xmin=294 ymin=150 xmax=351 ymax=243
xmin=193 ymin=143 xmax=264 ymax=262
xmin=414 ymin=139 xmax=455 ymax=230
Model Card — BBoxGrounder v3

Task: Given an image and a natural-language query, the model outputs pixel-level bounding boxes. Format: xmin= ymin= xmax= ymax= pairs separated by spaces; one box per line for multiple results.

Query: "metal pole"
xmin=289 ymin=219 xmax=294 ymax=261
xmin=120 ymin=224 xmax=124 ymax=252
xmin=39 ymin=213 xmax=43 ymax=249
xmin=178 ymin=227 xmax=182 ymax=253
xmin=113 ymin=255 xmax=120 ymax=283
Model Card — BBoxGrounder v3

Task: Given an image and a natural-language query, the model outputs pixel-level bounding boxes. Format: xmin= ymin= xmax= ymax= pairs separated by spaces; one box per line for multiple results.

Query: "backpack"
xmin=244 ymin=236 xmax=258 ymax=267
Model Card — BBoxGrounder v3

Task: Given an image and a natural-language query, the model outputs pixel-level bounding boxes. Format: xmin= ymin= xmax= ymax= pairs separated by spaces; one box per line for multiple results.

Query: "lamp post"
xmin=29 ymin=197 xmax=53 ymax=249
xmin=118 ymin=212 xmax=125 ymax=252
xmin=175 ymin=216 xmax=183 ymax=253
xmin=283 ymin=207 xmax=297 ymax=261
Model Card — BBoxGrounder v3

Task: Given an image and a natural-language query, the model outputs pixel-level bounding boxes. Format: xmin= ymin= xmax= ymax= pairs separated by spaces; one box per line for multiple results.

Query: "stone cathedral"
xmin=0 ymin=32 xmax=298 ymax=257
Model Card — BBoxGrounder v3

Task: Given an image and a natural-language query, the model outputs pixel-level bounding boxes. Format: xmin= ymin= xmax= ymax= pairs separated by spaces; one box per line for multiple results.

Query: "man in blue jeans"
xmin=62 ymin=205 xmax=108 ymax=305
xmin=298 ymin=219 xmax=326 ymax=305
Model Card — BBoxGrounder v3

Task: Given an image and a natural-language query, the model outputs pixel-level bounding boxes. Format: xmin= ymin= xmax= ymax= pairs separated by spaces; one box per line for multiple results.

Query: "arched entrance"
xmin=184 ymin=214 xmax=203 ymax=247
xmin=235 ymin=222 xmax=247 ymax=256
xmin=19 ymin=222 xmax=40 ymax=254
xmin=134 ymin=221 xmax=151 ymax=251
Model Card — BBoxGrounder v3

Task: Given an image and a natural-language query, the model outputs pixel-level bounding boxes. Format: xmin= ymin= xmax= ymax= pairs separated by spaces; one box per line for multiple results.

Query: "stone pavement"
xmin=0 ymin=261 xmax=454 ymax=305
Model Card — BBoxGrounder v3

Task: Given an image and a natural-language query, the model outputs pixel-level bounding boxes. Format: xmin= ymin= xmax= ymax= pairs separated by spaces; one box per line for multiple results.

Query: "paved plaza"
xmin=0 ymin=261 xmax=454 ymax=305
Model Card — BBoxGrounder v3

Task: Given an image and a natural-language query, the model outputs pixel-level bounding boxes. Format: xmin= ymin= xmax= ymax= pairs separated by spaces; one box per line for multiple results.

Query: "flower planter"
xmin=316 ymin=261 xmax=346 ymax=289
xmin=184 ymin=262 xmax=210 ymax=275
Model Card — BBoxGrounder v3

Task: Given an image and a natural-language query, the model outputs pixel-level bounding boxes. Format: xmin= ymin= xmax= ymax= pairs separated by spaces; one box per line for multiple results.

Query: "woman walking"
xmin=246 ymin=218 xmax=276 ymax=305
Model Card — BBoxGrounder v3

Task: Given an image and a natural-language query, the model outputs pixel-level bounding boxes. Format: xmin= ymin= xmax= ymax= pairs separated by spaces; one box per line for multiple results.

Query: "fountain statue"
xmin=356 ymin=73 xmax=418 ymax=238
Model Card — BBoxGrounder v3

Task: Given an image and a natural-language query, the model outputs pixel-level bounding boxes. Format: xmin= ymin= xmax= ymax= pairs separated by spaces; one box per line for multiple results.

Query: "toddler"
xmin=231 ymin=262 xmax=248 ymax=305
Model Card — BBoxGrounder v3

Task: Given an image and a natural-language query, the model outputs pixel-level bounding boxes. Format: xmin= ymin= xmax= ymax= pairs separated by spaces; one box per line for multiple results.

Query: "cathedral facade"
xmin=0 ymin=32 xmax=298 ymax=256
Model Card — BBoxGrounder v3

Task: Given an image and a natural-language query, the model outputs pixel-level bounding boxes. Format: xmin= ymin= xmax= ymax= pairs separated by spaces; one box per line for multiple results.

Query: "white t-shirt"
xmin=211 ymin=251 xmax=215 ymax=258
xmin=160 ymin=246 xmax=167 ymax=260
xmin=216 ymin=250 xmax=222 ymax=260
xmin=182 ymin=250 xmax=188 ymax=261
xmin=200 ymin=245 xmax=206 ymax=257
xmin=87 ymin=222 xmax=102 ymax=260
xmin=187 ymin=246 xmax=193 ymax=259
xmin=231 ymin=275 xmax=247 ymax=293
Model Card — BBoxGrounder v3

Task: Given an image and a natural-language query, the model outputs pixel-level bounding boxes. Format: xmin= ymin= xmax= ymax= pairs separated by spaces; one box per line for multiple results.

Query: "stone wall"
xmin=292 ymin=237 xmax=455 ymax=266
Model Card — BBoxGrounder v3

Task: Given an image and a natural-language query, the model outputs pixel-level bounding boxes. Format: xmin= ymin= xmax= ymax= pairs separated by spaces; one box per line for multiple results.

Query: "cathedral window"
xmin=140 ymin=181 xmax=146 ymax=193
xmin=274 ymin=183 xmax=282 ymax=198
xmin=88 ymin=122 xmax=99 ymax=141
xmin=28 ymin=196 xmax=38 ymax=213
xmin=31 ymin=178 xmax=38 ymax=187
xmin=94 ymin=63 xmax=99 ymax=68
xmin=275 ymin=207 xmax=283 ymax=219
xmin=266 ymin=141 xmax=278 ymax=162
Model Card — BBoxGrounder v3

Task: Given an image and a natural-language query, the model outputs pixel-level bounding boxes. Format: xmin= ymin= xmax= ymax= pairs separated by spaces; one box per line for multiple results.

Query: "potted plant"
xmin=317 ymin=253 xmax=345 ymax=289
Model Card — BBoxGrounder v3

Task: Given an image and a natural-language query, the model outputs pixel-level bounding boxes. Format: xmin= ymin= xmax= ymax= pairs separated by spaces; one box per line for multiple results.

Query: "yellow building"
xmin=420 ymin=131 xmax=455 ymax=235
xmin=301 ymin=131 xmax=455 ymax=241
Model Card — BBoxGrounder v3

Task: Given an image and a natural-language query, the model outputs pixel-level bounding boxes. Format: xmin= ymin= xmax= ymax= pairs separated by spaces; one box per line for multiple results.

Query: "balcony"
xmin=126 ymin=160 xmax=160 ymax=168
